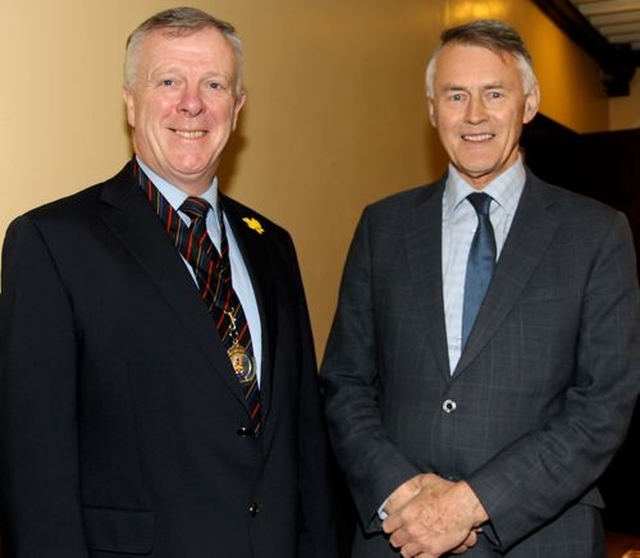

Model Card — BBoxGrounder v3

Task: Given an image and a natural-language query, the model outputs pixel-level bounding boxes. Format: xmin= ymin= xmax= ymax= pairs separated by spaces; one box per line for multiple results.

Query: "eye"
xmin=158 ymin=78 xmax=178 ymax=88
xmin=488 ymin=91 xmax=503 ymax=99
xmin=450 ymin=92 xmax=465 ymax=102
xmin=207 ymin=81 xmax=228 ymax=92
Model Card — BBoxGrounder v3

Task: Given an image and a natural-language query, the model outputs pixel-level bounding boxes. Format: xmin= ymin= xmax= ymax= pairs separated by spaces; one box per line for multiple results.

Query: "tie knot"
xmin=180 ymin=197 xmax=211 ymax=221
xmin=467 ymin=192 xmax=492 ymax=216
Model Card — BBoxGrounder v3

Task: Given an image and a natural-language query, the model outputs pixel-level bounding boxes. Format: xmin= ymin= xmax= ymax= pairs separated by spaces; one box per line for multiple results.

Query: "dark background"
xmin=522 ymin=114 xmax=640 ymax=536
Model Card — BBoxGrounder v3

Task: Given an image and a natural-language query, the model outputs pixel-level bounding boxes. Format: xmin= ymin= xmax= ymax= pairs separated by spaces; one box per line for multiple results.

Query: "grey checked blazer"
xmin=321 ymin=170 xmax=640 ymax=557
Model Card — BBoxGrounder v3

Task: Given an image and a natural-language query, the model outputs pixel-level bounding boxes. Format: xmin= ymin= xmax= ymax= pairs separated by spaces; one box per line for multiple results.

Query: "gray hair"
xmin=425 ymin=19 xmax=537 ymax=98
xmin=123 ymin=7 xmax=245 ymax=97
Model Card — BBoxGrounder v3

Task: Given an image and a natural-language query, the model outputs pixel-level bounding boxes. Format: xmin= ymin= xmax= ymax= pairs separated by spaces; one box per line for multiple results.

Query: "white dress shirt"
xmin=442 ymin=158 xmax=526 ymax=372
xmin=137 ymin=158 xmax=263 ymax=385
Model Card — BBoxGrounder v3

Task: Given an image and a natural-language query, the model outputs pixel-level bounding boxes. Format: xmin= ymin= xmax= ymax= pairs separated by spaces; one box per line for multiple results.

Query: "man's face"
xmin=123 ymin=27 xmax=245 ymax=195
xmin=428 ymin=43 xmax=539 ymax=189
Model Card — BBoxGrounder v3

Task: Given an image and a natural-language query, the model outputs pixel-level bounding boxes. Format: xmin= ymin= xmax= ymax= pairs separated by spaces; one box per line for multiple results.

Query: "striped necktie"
xmin=135 ymin=163 xmax=262 ymax=433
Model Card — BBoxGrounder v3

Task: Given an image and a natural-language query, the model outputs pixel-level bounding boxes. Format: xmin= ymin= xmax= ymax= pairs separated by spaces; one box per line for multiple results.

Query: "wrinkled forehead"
xmin=138 ymin=27 xmax=238 ymax=74
xmin=142 ymin=26 xmax=234 ymax=55
xmin=434 ymin=44 xmax=522 ymax=83
xmin=438 ymin=42 xmax=517 ymax=67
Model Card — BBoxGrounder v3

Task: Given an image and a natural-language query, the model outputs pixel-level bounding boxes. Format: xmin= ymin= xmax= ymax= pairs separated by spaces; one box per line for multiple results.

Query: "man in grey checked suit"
xmin=320 ymin=19 xmax=640 ymax=557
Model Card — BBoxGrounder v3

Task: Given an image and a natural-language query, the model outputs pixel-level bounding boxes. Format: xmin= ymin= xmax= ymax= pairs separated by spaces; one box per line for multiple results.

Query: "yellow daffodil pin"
xmin=242 ymin=217 xmax=265 ymax=235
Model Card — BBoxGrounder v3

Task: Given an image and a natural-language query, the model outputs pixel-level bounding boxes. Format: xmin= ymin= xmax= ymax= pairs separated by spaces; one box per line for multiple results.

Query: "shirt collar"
xmin=136 ymin=156 xmax=220 ymax=221
xmin=443 ymin=156 xmax=526 ymax=220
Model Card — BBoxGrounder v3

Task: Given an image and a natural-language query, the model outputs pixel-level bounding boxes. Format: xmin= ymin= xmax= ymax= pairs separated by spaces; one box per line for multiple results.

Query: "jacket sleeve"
xmin=0 ymin=216 xmax=89 ymax=557
xmin=320 ymin=210 xmax=422 ymax=532
xmin=467 ymin=210 xmax=640 ymax=550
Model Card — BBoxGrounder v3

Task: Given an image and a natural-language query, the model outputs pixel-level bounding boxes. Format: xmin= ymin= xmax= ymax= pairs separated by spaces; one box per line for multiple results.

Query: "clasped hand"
xmin=381 ymin=473 xmax=488 ymax=558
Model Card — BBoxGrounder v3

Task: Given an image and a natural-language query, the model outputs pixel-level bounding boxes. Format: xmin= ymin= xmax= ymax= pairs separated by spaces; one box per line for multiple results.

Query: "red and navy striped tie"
xmin=136 ymin=164 xmax=261 ymax=432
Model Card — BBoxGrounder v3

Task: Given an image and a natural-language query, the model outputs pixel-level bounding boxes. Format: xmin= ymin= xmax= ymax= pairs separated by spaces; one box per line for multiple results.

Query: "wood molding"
xmin=532 ymin=0 xmax=639 ymax=97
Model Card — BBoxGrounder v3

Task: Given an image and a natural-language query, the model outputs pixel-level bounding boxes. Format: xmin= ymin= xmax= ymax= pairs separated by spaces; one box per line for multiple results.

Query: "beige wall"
xmin=0 ymin=0 xmax=615 ymax=356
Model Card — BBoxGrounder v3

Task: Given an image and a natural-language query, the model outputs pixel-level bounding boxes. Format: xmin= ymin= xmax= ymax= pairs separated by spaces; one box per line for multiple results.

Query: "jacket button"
xmin=248 ymin=502 xmax=260 ymax=516
xmin=237 ymin=426 xmax=253 ymax=437
xmin=442 ymin=399 xmax=457 ymax=414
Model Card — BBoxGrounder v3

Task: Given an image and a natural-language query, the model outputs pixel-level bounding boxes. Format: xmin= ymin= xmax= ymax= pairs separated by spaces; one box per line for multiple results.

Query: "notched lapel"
xmin=98 ymin=166 xmax=249 ymax=408
xmin=405 ymin=182 xmax=452 ymax=379
xmin=454 ymin=176 xmax=561 ymax=375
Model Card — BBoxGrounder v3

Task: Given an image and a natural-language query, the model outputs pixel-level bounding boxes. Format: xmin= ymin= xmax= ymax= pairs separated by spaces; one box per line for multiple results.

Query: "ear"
xmin=428 ymin=96 xmax=437 ymax=127
xmin=123 ymin=86 xmax=136 ymax=127
xmin=523 ymin=83 xmax=540 ymax=124
xmin=231 ymin=92 xmax=246 ymax=131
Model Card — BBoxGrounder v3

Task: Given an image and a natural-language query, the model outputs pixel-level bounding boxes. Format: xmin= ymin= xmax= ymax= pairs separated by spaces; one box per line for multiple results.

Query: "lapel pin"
xmin=242 ymin=217 xmax=265 ymax=235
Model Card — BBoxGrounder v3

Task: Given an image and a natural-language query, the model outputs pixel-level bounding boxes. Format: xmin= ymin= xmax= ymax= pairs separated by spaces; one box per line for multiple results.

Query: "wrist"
xmin=458 ymin=481 xmax=489 ymax=526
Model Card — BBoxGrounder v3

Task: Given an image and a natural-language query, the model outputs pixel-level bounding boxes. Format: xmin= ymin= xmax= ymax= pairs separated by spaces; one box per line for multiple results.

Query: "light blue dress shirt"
xmin=378 ymin=158 xmax=527 ymax=519
xmin=137 ymin=158 xmax=263 ymax=385
xmin=442 ymin=157 xmax=526 ymax=373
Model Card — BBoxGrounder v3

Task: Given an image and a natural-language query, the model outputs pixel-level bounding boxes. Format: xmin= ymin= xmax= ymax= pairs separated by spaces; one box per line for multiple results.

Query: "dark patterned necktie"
xmin=135 ymin=164 xmax=261 ymax=432
xmin=461 ymin=192 xmax=496 ymax=350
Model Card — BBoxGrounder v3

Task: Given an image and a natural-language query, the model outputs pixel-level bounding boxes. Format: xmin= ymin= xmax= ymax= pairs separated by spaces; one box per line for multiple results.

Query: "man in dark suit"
xmin=321 ymin=19 xmax=640 ymax=557
xmin=0 ymin=8 xmax=337 ymax=558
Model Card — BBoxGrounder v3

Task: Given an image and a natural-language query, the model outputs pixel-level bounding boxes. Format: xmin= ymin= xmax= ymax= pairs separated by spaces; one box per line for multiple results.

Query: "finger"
xmin=388 ymin=527 xmax=408 ymax=549
xmin=464 ymin=530 xmax=478 ymax=548
xmin=382 ymin=517 xmax=396 ymax=534
xmin=382 ymin=512 xmax=404 ymax=534
xmin=450 ymin=530 xmax=477 ymax=554
xmin=399 ymin=542 xmax=425 ymax=558
xmin=450 ymin=529 xmax=479 ymax=554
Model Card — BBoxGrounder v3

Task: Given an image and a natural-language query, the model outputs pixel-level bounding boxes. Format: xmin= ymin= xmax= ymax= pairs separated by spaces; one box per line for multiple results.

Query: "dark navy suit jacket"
xmin=0 ymin=161 xmax=338 ymax=558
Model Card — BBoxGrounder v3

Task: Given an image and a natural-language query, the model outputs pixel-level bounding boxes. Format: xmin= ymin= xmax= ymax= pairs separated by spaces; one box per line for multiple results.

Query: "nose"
xmin=465 ymin=96 xmax=488 ymax=124
xmin=177 ymin=83 xmax=205 ymax=117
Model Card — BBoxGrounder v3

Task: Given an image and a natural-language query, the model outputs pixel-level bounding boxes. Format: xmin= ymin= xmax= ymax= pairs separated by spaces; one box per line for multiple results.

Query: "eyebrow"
xmin=440 ymin=82 xmax=509 ymax=92
xmin=150 ymin=65 xmax=229 ymax=77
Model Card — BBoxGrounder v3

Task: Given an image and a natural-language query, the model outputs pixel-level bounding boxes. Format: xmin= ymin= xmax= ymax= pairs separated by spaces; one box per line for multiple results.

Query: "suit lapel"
xmin=454 ymin=173 xmax=560 ymax=375
xmin=220 ymin=196 xmax=278 ymax=426
xmin=98 ymin=163 xmax=249 ymax=408
xmin=405 ymin=180 xmax=452 ymax=380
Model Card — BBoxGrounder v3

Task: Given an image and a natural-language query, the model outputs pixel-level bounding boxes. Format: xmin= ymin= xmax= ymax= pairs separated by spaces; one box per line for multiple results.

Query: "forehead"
xmin=434 ymin=43 xmax=521 ymax=88
xmin=139 ymin=27 xmax=237 ymax=70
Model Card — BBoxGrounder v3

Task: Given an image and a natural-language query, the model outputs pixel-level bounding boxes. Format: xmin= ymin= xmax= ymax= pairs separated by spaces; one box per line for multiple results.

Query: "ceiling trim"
xmin=532 ymin=0 xmax=639 ymax=96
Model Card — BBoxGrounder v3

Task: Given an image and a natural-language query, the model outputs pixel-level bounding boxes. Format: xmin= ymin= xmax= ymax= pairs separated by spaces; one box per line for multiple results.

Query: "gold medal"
xmin=228 ymin=343 xmax=256 ymax=384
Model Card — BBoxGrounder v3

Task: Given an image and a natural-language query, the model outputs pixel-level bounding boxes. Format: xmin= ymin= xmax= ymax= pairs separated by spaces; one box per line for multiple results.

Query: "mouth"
xmin=462 ymin=133 xmax=494 ymax=142
xmin=172 ymin=129 xmax=207 ymax=139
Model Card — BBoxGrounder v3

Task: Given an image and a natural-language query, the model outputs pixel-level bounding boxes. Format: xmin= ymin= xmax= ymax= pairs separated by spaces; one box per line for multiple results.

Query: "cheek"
xmin=435 ymin=110 xmax=459 ymax=132
xmin=506 ymin=112 xmax=525 ymax=138
xmin=142 ymin=96 xmax=175 ymax=122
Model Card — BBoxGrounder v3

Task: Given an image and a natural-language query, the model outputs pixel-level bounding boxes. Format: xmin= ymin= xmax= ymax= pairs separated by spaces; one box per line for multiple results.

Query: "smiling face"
xmin=123 ymin=27 xmax=245 ymax=195
xmin=428 ymin=43 xmax=539 ymax=190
